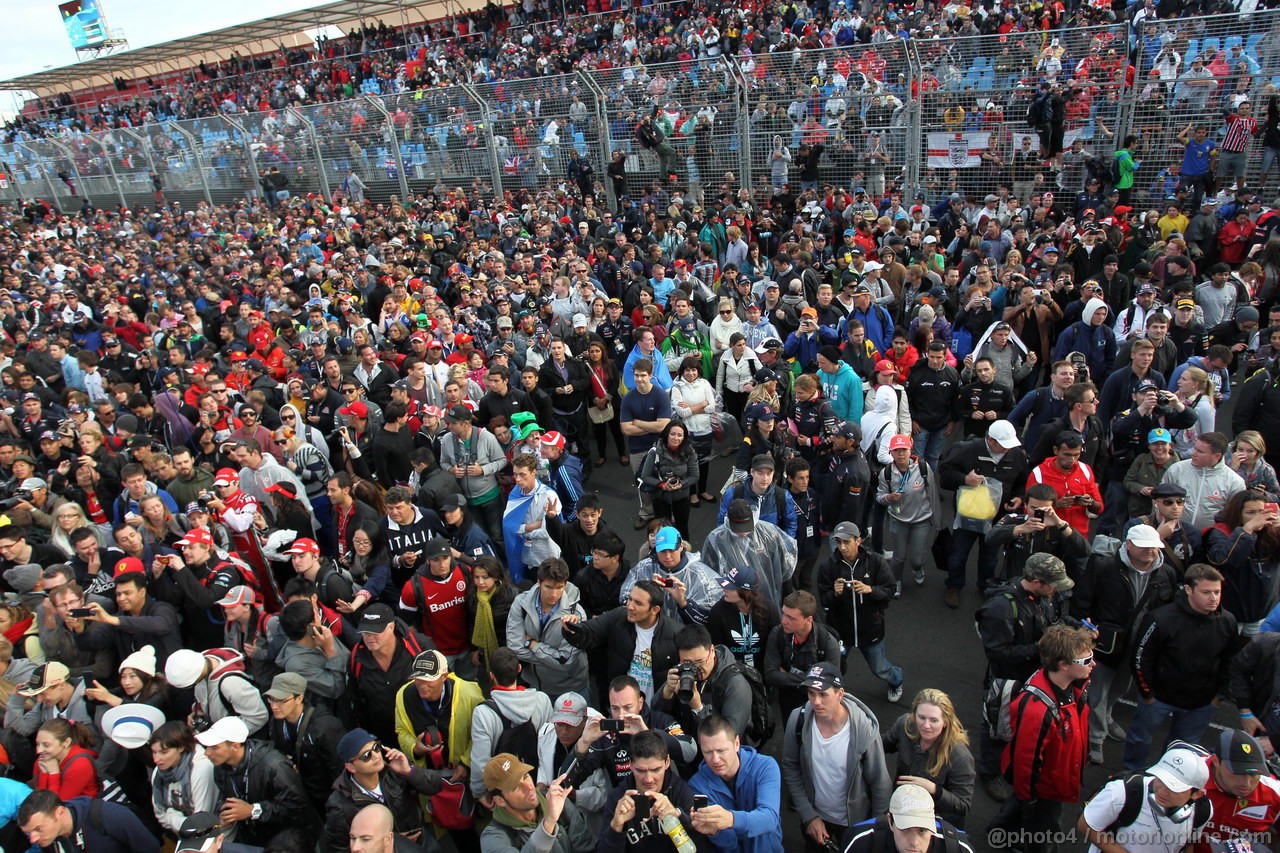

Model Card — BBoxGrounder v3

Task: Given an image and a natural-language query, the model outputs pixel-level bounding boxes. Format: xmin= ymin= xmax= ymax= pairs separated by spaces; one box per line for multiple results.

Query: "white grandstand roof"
xmin=1 ymin=0 xmax=483 ymax=96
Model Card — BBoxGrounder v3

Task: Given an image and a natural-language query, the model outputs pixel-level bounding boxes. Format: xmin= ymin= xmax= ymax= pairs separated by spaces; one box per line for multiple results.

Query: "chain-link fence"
xmin=6 ymin=11 xmax=1280 ymax=213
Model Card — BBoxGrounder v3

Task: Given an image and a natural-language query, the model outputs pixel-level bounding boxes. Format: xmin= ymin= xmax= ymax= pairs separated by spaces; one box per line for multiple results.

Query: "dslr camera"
xmin=676 ymin=661 xmax=701 ymax=704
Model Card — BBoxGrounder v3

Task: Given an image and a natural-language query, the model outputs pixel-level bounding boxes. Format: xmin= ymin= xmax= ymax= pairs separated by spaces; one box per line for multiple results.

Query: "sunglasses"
xmin=356 ymin=743 xmax=383 ymax=763
xmin=1159 ymin=498 xmax=1186 ymax=505
xmin=179 ymin=823 xmax=223 ymax=840
xmin=1072 ymin=655 xmax=1095 ymax=667
xmin=720 ymin=310 xmax=733 ymax=315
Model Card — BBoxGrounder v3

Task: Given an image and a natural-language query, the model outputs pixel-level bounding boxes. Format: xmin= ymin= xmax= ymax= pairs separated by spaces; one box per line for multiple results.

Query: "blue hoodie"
xmin=690 ymin=746 xmax=783 ymax=853
xmin=822 ymin=361 xmax=865 ymax=423
xmin=624 ymin=344 xmax=674 ymax=391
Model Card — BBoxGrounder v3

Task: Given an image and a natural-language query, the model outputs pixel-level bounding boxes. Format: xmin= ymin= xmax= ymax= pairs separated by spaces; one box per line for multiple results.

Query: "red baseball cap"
xmin=113 ymin=557 xmax=145 ymax=578
xmin=875 ymin=359 xmax=898 ymax=374
xmin=889 ymin=435 xmax=913 ymax=452
xmin=285 ymin=538 xmax=321 ymax=557
xmin=540 ymin=431 xmax=566 ymax=450
xmin=339 ymin=401 xmax=369 ymax=418
xmin=265 ymin=482 xmax=298 ymax=498
xmin=422 ymin=405 xmax=444 ymax=418
xmin=216 ymin=585 xmax=256 ymax=608
xmin=229 ymin=352 xmax=248 ymax=362
xmin=176 ymin=528 xmax=215 ymax=548
xmin=212 ymin=467 xmax=239 ymax=486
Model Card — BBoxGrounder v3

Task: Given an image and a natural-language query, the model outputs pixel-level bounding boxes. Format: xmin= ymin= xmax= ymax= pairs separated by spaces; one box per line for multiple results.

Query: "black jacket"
xmin=1229 ymin=631 xmax=1280 ymax=718
xmin=985 ymin=512 xmax=1092 ymax=581
xmin=1108 ymin=403 xmax=1198 ymax=478
xmin=816 ymin=548 xmax=895 ymax=648
xmin=1233 ymin=364 xmax=1280 ymax=469
xmin=905 ymin=363 xmax=961 ymax=432
xmin=762 ymin=621 xmax=841 ymax=714
xmin=954 ymin=379 xmax=1015 ymax=438
xmin=598 ymin=770 xmax=698 ymax=853
xmin=1132 ymin=591 xmax=1244 ymax=708
xmin=976 ymin=581 xmax=1070 ymax=683
xmin=1071 ymin=552 xmax=1179 ymax=667
xmin=1028 ymin=414 xmax=1107 ymax=470
xmin=269 ymin=703 xmax=346 ymax=809
xmin=539 ymin=355 xmax=592 ymax=412
xmin=323 ymin=765 xmax=444 ymax=853
xmin=562 ymin=608 xmax=680 ymax=693
xmin=939 ymin=437 xmax=1029 ymax=518
xmin=822 ymin=448 xmax=871 ymax=532
xmin=212 ymin=740 xmax=318 ymax=847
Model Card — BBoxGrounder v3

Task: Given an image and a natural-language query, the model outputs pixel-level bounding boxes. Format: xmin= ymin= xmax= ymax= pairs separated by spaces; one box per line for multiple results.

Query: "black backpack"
xmin=483 ymin=698 xmax=541 ymax=775
xmin=1109 ymin=153 xmax=1125 ymax=189
xmin=1025 ymin=93 xmax=1048 ymax=128
xmin=713 ymin=661 xmax=776 ymax=745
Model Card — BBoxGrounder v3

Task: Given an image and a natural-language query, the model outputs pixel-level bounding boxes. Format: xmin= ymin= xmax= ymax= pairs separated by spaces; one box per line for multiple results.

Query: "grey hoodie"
xmin=506 ymin=582 xmax=589 ymax=697
xmin=469 ymin=686 xmax=554 ymax=798
xmin=781 ymin=693 xmax=892 ymax=828
xmin=874 ymin=456 xmax=941 ymax=527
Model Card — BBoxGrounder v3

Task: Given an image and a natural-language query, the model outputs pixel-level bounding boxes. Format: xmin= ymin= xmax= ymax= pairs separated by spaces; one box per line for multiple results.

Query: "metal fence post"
xmin=727 ymin=58 xmax=752 ymax=191
xmin=904 ymin=40 xmax=923 ymax=199
xmin=460 ymin=84 xmax=505 ymax=199
xmin=86 ymin=133 xmax=128 ymax=208
xmin=166 ymin=122 xmax=214 ymax=207
xmin=577 ymin=70 xmax=614 ymax=209
xmin=364 ymin=95 xmax=411 ymax=199
xmin=290 ymin=107 xmax=333 ymax=201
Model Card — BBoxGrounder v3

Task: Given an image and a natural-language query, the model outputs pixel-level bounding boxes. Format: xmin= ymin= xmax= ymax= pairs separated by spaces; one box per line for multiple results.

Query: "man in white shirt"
xmin=1079 ymin=744 xmax=1211 ymax=852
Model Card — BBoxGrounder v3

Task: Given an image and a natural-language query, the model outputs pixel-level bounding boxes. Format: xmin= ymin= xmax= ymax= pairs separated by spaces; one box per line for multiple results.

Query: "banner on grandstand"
xmin=926 ymin=132 xmax=992 ymax=169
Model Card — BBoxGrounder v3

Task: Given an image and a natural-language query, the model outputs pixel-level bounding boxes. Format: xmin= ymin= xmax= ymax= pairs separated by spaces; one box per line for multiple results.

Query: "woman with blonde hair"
xmin=709 ymin=298 xmax=744 ymax=356
xmin=50 ymin=504 xmax=104 ymax=556
xmin=1230 ymin=430 xmax=1280 ymax=501
xmin=136 ymin=493 xmax=185 ymax=548
xmin=1170 ymin=365 xmax=1215 ymax=456
xmin=882 ymin=687 xmax=975 ymax=828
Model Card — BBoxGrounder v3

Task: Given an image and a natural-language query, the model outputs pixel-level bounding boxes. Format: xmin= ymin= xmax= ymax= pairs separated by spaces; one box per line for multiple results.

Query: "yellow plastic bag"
xmin=957 ymin=482 xmax=998 ymax=521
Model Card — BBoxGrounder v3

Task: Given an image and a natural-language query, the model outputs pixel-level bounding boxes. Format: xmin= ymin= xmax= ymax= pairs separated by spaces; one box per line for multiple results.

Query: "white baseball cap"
xmin=987 ymin=420 xmax=1020 ymax=449
xmin=889 ymin=784 xmax=936 ymax=831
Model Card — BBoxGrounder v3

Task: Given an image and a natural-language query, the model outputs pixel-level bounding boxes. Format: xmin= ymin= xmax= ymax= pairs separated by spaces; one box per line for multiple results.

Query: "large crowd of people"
xmin=4 ymin=2 xmax=1280 ymax=853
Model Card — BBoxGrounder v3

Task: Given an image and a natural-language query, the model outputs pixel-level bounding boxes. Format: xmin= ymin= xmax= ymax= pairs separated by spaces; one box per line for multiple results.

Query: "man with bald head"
xmin=349 ymin=803 xmax=422 ymax=853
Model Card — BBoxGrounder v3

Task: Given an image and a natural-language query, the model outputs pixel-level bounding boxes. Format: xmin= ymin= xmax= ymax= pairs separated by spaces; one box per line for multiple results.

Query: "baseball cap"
xmin=718 ymin=565 xmax=760 ymax=592
xmin=336 ymin=728 xmax=379 ymax=763
xmin=444 ymin=404 xmax=473 ymax=423
xmin=1176 ymin=297 xmax=1196 ymax=310
xmin=1218 ymin=729 xmax=1268 ymax=775
xmin=113 ymin=556 xmax=146 ymax=578
xmin=550 ymin=692 xmax=589 ymax=725
xmin=484 ymin=753 xmax=535 ymax=794
xmin=411 ymin=649 xmax=450 ymax=681
xmin=264 ymin=672 xmax=308 ymax=701
xmin=339 ymin=400 xmax=369 ymax=418
xmin=750 ymin=453 xmax=776 ymax=471
xmin=357 ymin=603 xmax=396 ymax=634
xmin=1134 ymin=379 xmax=1160 ymax=394
xmin=889 ymin=435 xmax=913 ymax=452
xmin=831 ymin=521 xmax=862 ymax=540
xmin=727 ymin=499 xmax=755 ymax=535
xmin=212 ymin=467 xmax=239 ymax=487
xmin=176 ymin=528 xmax=215 ymax=548
xmin=440 ymin=493 xmax=467 ymax=513
xmin=20 ymin=477 xmax=46 ymax=491
xmin=1125 ymin=524 xmax=1164 ymax=549
xmin=746 ymin=403 xmax=777 ymax=423
xmin=19 ymin=661 xmax=70 ymax=696
xmin=800 ymin=662 xmax=844 ymax=692
xmin=987 ymin=420 xmax=1020 ymax=449
xmin=194 ymin=715 xmax=249 ymax=747
xmin=541 ymin=431 xmax=566 ymax=451
xmin=889 ymin=784 xmax=936 ymax=832
xmin=216 ymin=585 xmax=256 ymax=608
xmin=175 ymin=813 xmax=223 ymax=853
xmin=284 ymin=538 xmax=321 ymax=557
xmin=1148 ymin=746 xmax=1210 ymax=793
xmin=1147 ymin=428 xmax=1172 ymax=444
xmin=834 ymin=421 xmax=861 ymax=441
xmin=423 ymin=537 xmax=452 ymax=559
xmin=800 ymin=306 xmax=818 ymax=318
xmin=265 ymin=482 xmax=298 ymax=499
xmin=572 ymin=313 xmax=588 ymax=328
xmin=1024 ymin=553 xmax=1073 ymax=591
xmin=875 ymin=359 xmax=897 ymax=375
xmin=654 ymin=526 xmax=681 ymax=552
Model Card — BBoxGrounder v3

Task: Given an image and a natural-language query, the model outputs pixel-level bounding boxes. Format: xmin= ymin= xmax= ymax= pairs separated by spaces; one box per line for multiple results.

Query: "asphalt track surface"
xmin=581 ymin=399 xmax=1243 ymax=852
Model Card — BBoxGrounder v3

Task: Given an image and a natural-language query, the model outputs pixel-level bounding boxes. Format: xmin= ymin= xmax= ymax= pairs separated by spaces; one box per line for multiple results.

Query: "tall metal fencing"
xmin=6 ymin=10 xmax=1280 ymax=213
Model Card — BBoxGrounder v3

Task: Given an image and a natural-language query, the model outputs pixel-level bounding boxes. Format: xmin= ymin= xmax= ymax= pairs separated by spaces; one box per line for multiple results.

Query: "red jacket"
xmin=35 ymin=745 xmax=100 ymax=800
xmin=1026 ymin=459 xmax=1103 ymax=535
xmin=1003 ymin=669 xmax=1089 ymax=803
xmin=1219 ymin=218 xmax=1257 ymax=266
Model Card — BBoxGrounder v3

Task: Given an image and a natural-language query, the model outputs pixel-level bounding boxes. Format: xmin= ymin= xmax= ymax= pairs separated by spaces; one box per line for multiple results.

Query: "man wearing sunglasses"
xmin=1124 ymin=481 xmax=1202 ymax=574
xmin=323 ymin=727 xmax=445 ymax=853
xmin=1072 ymin=523 xmax=1180 ymax=766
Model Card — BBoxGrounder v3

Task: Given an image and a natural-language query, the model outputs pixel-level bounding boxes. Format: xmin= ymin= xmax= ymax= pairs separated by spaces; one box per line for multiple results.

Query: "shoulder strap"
xmin=89 ymin=796 xmax=106 ymax=834
xmin=870 ymin=818 xmax=893 ymax=853
xmin=1020 ymin=682 xmax=1061 ymax=724
xmin=1106 ymin=775 xmax=1150 ymax=833
xmin=216 ymin=671 xmax=258 ymax=712
xmin=774 ymin=487 xmax=786 ymax=524
xmin=413 ymin=574 xmax=435 ymax=636
xmin=940 ymin=821 xmax=963 ymax=853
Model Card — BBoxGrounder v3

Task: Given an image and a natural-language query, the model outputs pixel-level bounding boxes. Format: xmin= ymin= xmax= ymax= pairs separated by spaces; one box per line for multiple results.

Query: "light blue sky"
xmin=0 ymin=0 xmax=323 ymax=112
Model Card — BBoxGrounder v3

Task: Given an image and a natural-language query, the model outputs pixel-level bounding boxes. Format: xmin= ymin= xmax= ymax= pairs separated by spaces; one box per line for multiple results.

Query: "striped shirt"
xmin=1222 ymin=114 xmax=1259 ymax=153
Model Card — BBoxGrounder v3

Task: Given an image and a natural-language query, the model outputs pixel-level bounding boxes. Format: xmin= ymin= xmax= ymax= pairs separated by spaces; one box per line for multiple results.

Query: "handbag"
xmin=587 ymin=402 xmax=615 ymax=424
xmin=429 ymin=778 xmax=476 ymax=830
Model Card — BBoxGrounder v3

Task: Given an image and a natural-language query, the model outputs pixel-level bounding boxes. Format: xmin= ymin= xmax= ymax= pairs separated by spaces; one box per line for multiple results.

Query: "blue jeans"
xmin=915 ymin=428 xmax=947 ymax=470
xmin=850 ymin=638 xmax=903 ymax=688
xmin=1122 ymin=698 xmax=1217 ymax=770
xmin=946 ymin=527 xmax=1000 ymax=591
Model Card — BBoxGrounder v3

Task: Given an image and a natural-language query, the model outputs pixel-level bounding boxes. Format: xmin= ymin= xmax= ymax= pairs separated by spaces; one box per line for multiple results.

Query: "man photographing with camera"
xmin=567 ymin=674 xmax=699 ymax=786
xmin=654 ymin=624 xmax=752 ymax=744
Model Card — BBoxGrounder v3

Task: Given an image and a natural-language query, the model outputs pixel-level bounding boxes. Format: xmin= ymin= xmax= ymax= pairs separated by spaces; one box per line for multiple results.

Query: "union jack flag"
xmin=503 ymin=155 xmax=523 ymax=175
